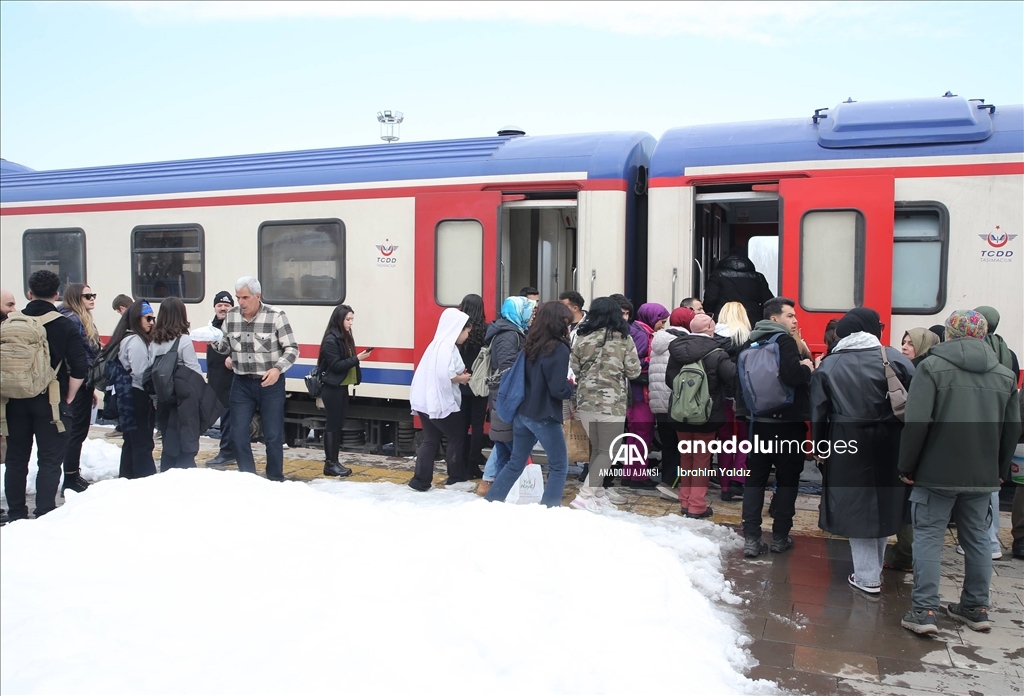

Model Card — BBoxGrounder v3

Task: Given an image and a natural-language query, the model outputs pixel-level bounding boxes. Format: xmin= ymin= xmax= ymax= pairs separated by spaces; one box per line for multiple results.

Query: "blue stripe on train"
xmin=197 ymin=359 xmax=413 ymax=387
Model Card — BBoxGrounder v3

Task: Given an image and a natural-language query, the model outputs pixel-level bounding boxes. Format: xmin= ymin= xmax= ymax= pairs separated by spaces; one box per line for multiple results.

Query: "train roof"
xmin=0 ymin=131 xmax=655 ymax=203
xmin=651 ymin=96 xmax=1024 ymax=177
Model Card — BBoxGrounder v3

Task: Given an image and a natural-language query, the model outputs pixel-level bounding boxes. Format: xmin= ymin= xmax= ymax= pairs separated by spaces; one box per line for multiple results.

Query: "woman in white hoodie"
xmin=408 ymin=308 xmax=472 ymax=492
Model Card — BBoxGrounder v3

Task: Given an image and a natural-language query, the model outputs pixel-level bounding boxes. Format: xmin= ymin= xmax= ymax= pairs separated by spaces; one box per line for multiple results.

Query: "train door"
xmin=499 ymin=198 xmax=578 ymax=303
xmin=779 ymin=176 xmax=895 ymax=352
xmin=414 ymin=192 xmax=502 ymax=364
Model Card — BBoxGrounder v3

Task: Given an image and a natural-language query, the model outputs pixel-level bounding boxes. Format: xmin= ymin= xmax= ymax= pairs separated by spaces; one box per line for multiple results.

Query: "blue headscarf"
xmin=140 ymin=301 xmax=155 ymax=316
xmin=501 ymin=296 xmax=536 ymax=332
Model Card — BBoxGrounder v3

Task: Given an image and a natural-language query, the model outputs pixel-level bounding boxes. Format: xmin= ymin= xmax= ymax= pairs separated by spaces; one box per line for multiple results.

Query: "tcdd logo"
xmin=375 ymin=239 xmax=399 ymax=266
xmin=609 ymin=433 xmax=649 ymax=468
xmin=978 ymin=227 xmax=1017 ymax=248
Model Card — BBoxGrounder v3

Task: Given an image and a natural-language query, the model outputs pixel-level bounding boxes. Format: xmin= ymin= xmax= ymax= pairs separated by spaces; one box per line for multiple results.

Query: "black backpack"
xmin=144 ymin=337 xmax=180 ymax=405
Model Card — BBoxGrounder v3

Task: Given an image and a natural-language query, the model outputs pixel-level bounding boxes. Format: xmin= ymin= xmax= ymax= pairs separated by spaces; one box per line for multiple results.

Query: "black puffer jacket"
xmin=167 ymin=368 xmax=222 ymax=452
xmin=703 ymin=255 xmax=774 ymax=327
xmin=319 ymin=329 xmax=361 ymax=387
xmin=811 ymin=344 xmax=915 ymax=538
xmin=665 ymin=333 xmax=737 ymax=433
xmin=484 ymin=318 xmax=525 ymax=442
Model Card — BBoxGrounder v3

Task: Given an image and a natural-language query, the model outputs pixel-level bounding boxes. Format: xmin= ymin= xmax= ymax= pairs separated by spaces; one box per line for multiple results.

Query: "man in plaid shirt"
xmin=211 ymin=276 xmax=299 ymax=481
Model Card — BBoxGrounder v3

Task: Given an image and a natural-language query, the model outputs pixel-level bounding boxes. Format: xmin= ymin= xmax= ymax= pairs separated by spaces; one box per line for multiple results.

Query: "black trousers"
xmin=120 ymin=388 xmax=156 ymax=479
xmin=412 ymin=411 xmax=467 ymax=487
xmin=321 ymin=384 xmax=349 ymax=433
xmin=741 ymin=421 xmax=807 ymax=539
xmin=4 ymin=394 xmax=69 ymax=518
xmin=657 ymin=419 xmax=681 ymax=484
xmin=460 ymin=393 xmax=488 ymax=472
xmin=159 ymin=406 xmax=198 ymax=471
xmin=62 ymin=383 xmax=93 ymax=475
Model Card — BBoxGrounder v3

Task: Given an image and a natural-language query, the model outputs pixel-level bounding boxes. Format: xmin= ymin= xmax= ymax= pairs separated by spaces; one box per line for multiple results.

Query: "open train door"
xmin=779 ymin=176 xmax=895 ymax=353
xmin=414 ymin=192 xmax=502 ymax=368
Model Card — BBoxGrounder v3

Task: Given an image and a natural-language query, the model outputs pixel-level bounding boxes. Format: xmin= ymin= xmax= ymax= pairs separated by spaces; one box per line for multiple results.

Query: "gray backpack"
xmin=144 ymin=337 xmax=180 ymax=405
xmin=736 ymin=334 xmax=794 ymax=417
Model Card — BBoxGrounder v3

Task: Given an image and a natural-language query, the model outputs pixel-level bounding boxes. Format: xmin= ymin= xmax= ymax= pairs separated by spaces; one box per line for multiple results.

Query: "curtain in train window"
xmin=799 ymin=210 xmax=864 ymax=311
xmin=259 ymin=220 xmax=345 ymax=305
xmin=132 ymin=226 xmax=204 ymax=302
xmin=435 ymin=220 xmax=483 ymax=306
xmin=22 ymin=229 xmax=86 ymax=298
xmin=892 ymin=209 xmax=945 ymax=313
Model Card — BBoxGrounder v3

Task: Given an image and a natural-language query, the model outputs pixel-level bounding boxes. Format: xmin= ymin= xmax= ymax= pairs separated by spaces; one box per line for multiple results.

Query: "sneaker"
xmin=956 ymin=545 xmax=1003 ymax=560
xmin=604 ymin=488 xmax=628 ymax=505
xmin=686 ymin=506 xmax=714 ymax=519
xmin=901 ymin=609 xmax=939 ymax=635
xmin=848 ymin=574 xmax=882 ymax=594
xmin=570 ymin=496 xmax=603 ymax=514
xmin=205 ymin=452 xmax=236 ymax=467
xmin=946 ymin=603 xmax=991 ymax=632
xmin=105 ymin=429 xmax=123 ymax=439
xmin=407 ymin=479 xmax=431 ymax=492
xmin=61 ymin=473 xmax=90 ymax=495
xmin=770 ymin=535 xmax=795 ymax=554
xmin=593 ymin=495 xmax=619 ymax=511
xmin=744 ymin=536 xmax=769 ymax=558
xmin=656 ymin=484 xmax=678 ymax=502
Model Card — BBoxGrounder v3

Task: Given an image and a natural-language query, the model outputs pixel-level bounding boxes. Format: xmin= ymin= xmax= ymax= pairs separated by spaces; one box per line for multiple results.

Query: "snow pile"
xmin=0 ymin=437 xmax=122 ymax=497
xmin=1 ymin=471 xmax=778 ymax=695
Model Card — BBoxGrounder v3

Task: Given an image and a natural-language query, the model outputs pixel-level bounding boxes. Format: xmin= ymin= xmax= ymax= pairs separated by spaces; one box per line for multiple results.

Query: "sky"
xmin=1 ymin=1 xmax=1022 ymax=171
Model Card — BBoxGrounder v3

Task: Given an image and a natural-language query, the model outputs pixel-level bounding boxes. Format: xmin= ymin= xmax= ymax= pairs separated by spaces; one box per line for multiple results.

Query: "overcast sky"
xmin=2 ymin=1 xmax=1021 ymax=171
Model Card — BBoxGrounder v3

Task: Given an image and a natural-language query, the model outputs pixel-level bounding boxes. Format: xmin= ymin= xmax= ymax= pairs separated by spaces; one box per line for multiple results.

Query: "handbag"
xmin=879 ymin=345 xmax=908 ymax=421
xmin=563 ymin=417 xmax=591 ymax=463
xmin=304 ymin=365 xmax=324 ymax=399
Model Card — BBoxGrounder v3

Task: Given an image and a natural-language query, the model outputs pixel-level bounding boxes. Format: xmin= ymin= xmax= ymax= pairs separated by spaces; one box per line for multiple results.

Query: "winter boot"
xmin=61 ymin=470 xmax=90 ymax=495
xmin=323 ymin=431 xmax=352 ymax=477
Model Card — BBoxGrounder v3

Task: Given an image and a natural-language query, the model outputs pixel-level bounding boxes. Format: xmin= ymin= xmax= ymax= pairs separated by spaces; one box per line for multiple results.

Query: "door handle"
xmin=572 ymin=267 xmax=578 ymax=292
xmin=671 ymin=267 xmax=678 ymax=309
xmin=694 ymin=258 xmax=704 ymax=303
xmin=590 ymin=269 xmax=596 ymax=302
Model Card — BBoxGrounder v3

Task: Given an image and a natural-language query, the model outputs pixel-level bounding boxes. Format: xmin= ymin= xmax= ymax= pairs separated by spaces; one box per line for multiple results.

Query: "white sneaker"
xmin=656 ymin=484 xmax=678 ymax=502
xmin=604 ymin=488 xmax=628 ymax=505
xmin=570 ymin=496 xmax=603 ymax=514
xmin=956 ymin=544 xmax=1003 ymax=560
xmin=593 ymin=495 xmax=619 ymax=511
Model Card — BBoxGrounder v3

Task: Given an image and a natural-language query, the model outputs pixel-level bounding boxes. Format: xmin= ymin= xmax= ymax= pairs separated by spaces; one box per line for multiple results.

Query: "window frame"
xmin=257 ymin=218 xmax=346 ymax=306
xmin=22 ymin=227 xmax=87 ymax=299
xmin=130 ymin=223 xmax=206 ymax=304
xmin=892 ymin=201 xmax=949 ymax=315
xmin=798 ymin=208 xmax=866 ymax=313
xmin=434 ymin=218 xmax=484 ymax=307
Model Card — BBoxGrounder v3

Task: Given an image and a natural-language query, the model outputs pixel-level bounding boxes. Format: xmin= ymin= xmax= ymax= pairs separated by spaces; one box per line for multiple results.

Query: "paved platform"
xmin=9 ymin=428 xmax=1023 ymax=694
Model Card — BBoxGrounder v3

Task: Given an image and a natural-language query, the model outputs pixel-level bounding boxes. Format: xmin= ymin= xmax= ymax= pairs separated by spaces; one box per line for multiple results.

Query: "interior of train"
xmin=499 ymin=199 xmax=578 ymax=303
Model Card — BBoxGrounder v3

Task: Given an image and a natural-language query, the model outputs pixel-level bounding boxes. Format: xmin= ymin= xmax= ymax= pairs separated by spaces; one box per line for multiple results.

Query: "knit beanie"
xmin=689 ymin=314 xmax=716 ymax=336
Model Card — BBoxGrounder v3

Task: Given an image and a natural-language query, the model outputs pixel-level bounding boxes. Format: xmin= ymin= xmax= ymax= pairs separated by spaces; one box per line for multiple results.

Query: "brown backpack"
xmin=0 ymin=311 xmax=65 ymax=436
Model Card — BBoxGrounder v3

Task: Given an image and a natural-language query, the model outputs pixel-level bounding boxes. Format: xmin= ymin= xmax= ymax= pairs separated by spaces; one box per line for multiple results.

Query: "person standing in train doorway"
xmin=702 ymin=247 xmax=774 ymax=326
xmin=204 ymin=291 xmax=237 ymax=468
xmin=210 ymin=277 xmax=299 ymax=482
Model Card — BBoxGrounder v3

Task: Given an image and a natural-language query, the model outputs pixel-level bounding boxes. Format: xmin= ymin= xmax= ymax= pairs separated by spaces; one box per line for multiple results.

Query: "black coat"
xmin=703 ymin=256 xmax=774 ymax=327
xmin=319 ymin=330 xmax=361 ymax=387
xmin=162 ymin=368 xmax=222 ymax=451
xmin=206 ymin=318 xmax=233 ymax=407
xmin=665 ymin=333 xmax=737 ymax=433
xmin=483 ymin=319 xmax=525 ymax=442
xmin=810 ymin=345 xmax=915 ymax=538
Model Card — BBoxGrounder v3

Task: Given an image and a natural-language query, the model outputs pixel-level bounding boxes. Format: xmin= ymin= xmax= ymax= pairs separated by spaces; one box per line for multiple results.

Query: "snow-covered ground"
xmin=0 ymin=437 xmax=122 ymax=497
xmin=2 ymin=461 xmax=779 ymax=694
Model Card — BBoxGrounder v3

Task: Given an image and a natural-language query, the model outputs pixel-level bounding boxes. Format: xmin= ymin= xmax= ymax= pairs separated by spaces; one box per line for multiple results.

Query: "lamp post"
xmin=377 ymin=110 xmax=404 ymax=143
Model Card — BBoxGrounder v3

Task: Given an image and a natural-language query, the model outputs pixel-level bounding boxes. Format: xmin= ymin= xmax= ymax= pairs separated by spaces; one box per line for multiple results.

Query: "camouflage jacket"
xmin=570 ymin=331 xmax=642 ymax=416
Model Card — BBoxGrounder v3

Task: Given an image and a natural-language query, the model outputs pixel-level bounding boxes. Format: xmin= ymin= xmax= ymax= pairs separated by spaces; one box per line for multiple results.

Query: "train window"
xmin=435 ymin=220 xmax=483 ymax=306
xmin=259 ymin=219 xmax=345 ymax=305
xmin=892 ymin=206 xmax=947 ymax=314
xmin=131 ymin=225 xmax=205 ymax=303
xmin=22 ymin=228 xmax=86 ymax=298
xmin=800 ymin=210 xmax=864 ymax=311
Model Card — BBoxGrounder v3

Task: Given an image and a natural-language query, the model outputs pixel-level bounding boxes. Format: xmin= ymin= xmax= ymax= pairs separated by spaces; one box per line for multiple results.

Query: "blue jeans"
xmin=230 ymin=376 xmax=286 ymax=480
xmin=483 ymin=441 xmax=512 ymax=482
xmin=485 ymin=414 xmax=568 ymax=508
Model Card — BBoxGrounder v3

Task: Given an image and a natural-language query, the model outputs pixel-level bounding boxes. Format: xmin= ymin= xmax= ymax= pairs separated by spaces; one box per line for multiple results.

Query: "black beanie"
xmin=213 ymin=291 xmax=234 ymax=307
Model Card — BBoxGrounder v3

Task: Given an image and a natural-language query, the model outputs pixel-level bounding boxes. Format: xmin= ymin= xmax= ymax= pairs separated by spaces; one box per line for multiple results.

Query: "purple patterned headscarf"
xmin=944 ymin=310 xmax=988 ymax=340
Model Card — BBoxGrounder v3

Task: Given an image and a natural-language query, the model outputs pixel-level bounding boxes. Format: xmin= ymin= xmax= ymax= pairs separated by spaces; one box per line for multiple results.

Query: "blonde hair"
xmin=718 ymin=301 xmax=751 ymax=346
xmin=61 ymin=283 xmax=101 ymax=349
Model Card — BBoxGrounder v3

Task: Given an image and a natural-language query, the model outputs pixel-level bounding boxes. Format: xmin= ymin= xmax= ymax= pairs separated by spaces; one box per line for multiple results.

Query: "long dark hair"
xmin=577 ymin=297 xmax=631 ymax=344
xmin=99 ymin=299 xmax=152 ymax=358
xmin=321 ymin=304 xmax=356 ymax=357
xmin=151 ymin=297 xmax=191 ymax=344
xmin=458 ymin=293 xmax=486 ymax=352
xmin=523 ymin=301 xmax=572 ymax=362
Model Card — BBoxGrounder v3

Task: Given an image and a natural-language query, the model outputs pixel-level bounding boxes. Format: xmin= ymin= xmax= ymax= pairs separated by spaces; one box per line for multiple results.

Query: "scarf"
xmin=945 ymin=310 xmax=988 ymax=340
xmin=974 ymin=305 xmax=1014 ymax=370
xmin=409 ymin=308 xmax=469 ymax=420
xmin=836 ymin=308 xmax=882 ymax=339
xmin=500 ymin=296 xmax=536 ymax=332
xmin=831 ymin=331 xmax=882 ymax=352
xmin=905 ymin=328 xmax=938 ymax=362
xmin=636 ymin=303 xmax=669 ymax=330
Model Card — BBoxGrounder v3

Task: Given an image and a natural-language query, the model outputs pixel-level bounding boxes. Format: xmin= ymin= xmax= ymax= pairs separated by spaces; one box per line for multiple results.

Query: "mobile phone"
xmin=364 ymin=347 xmax=376 ymax=352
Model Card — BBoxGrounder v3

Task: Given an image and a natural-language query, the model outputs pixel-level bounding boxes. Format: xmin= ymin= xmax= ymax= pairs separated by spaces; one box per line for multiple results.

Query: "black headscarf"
xmin=928 ymin=325 xmax=946 ymax=343
xmin=835 ymin=308 xmax=882 ymax=339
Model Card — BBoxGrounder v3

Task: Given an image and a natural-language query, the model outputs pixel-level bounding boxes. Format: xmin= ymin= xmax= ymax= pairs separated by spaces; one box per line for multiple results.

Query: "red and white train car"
xmin=647 ymin=95 xmax=1023 ymax=362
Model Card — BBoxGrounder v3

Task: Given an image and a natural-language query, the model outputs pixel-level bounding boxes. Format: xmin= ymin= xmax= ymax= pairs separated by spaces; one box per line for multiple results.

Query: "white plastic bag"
xmin=505 ymin=462 xmax=545 ymax=505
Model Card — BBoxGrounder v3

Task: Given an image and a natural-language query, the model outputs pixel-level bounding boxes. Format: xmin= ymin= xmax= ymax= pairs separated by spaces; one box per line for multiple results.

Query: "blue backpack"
xmin=736 ymin=333 xmax=794 ymax=417
xmin=494 ymin=351 xmax=526 ymax=423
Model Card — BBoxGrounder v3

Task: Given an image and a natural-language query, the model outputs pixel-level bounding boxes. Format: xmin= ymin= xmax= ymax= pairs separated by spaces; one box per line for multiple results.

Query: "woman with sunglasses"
xmin=97 ymin=299 xmax=157 ymax=478
xmin=58 ymin=284 xmax=101 ymax=494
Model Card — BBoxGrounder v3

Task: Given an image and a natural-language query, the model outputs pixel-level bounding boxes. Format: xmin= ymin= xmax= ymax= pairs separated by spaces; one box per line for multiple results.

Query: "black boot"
xmin=323 ymin=431 xmax=351 ymax=477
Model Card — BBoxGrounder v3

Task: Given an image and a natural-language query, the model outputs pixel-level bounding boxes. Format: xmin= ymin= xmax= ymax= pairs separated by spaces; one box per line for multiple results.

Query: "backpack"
xmin=669 ymin=348 xmax=723 ymax=425
xmin=736 ymin=333 xmax=795 ymax=417
xmin=494 ymin=351 xmax=526 ymax=423
xmin=0 ymin=311 xmax=65 ymax=436
xmin=144 ymin=336 xmax=180 ymax=405
xmin=90 ymin=348 xmax=116 ymax=391
xmin=468 ymin=344 xmax=492 ymax=397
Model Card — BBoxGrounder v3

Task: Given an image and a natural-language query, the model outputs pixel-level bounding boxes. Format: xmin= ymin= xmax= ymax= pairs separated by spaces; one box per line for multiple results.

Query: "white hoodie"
xmin=409 ymin=307 xmax=469 ymax=420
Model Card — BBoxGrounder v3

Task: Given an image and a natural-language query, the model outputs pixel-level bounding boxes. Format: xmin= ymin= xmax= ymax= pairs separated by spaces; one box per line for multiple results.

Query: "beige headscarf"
xmin=905 ymin=327 xmax=939 ymax=362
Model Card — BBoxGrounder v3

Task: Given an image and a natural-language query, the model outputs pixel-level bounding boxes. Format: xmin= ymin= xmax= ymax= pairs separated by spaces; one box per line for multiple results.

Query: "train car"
xmin=647 ymin=95 xmax=1024 ymax=359
xmin=0 ymin=131 xmax=653 ymax=445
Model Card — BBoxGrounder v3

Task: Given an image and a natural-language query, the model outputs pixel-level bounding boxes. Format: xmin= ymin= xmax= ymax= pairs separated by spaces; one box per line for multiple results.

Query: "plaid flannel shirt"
xmin=211 ymin=303 xmax=299 ymax=376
